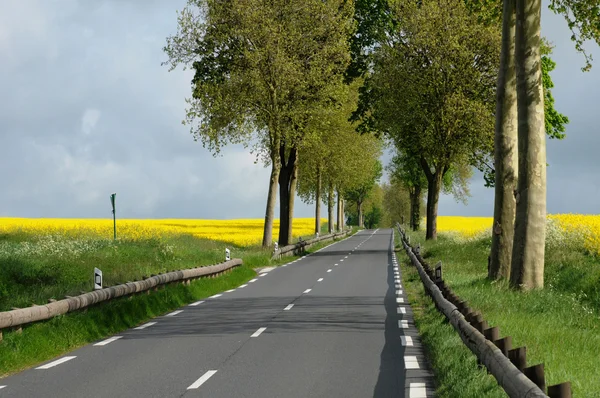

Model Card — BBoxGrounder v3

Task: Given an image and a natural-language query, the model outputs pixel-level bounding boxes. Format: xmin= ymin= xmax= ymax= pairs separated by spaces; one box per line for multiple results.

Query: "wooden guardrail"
xmin=0 ymin=259 xmax=242 ymax=338
xmin=395 ymin=224 xmax=571 ymax=398
xmin=271 ymin=229 xmax=352 ymax=260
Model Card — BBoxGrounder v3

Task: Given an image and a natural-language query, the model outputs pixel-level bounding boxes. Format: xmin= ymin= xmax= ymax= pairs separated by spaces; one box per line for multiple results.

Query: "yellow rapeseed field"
xmin=0 ymin=218 xmax=325 ymax=247
xmin=435 ymin=215 xmax=600 ymax=256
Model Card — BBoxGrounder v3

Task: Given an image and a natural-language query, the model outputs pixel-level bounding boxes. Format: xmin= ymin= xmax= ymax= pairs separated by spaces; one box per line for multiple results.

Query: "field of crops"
xmin=0 ymin=217 xmax=325 ymax=247
xmin=436 ymin=214 xmax=600 ymax=256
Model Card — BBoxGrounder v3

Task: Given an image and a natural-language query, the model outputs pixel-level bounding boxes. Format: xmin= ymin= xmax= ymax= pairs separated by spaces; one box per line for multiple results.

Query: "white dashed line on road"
xmin=397 ymin=307 xmax=406 ymax=314
xmin=340 ymin=259 xmax=344 ymax=262
xmin=259 ymin=274 xmax=267 ymax=277
xmin=166 ymin=310 xmax=184 ymax=317
xmin=401 ymin=335 xmax=414 ymax=347
xmin=36 ymin=356 xmax=77 ymax=370
xmin=239 ymin=284 xmax=248 ymax=288
xmin=405 ymin=356 xmax=420 ymax=369
xmin=0 ymin=386 xmax=5 ymax=390
xmin=284 ymin=304 xmax=294 ymax=311
xmin=251 ymin=327 xmax=267 ymax=337
xmin=303 ymin=289 xmax=312 ymax=294
xmin=94 ymin=336 xmax=122 ymax=346
xmin=318 ymin=278 xmax=324 ymax=282
xmin=189 ymin=300 xmax=205 ymax=306
xmin=334 ymin=263 xmax=339 ymax=266
xmin=396 ymin=290 xmax=403 ymax=295
xmin=210 ymin=294 xmax=222 ymax=299
xmin=409 ymin=382 xmax=427 ymax=397
xmin=134 ymin=322 xmax=157 ymax=330
xmin=399 ymin=320 xmax=409 ymax=329
xmin=249 ymin=279 xmax=258 ymax=283
xmin=327 ymin=269 xmax=332 ymax=273
xmin=396 ymin=297 xmax=405 ymax=303
xmin=225 ymin=289 xmax=235 ymax=293
xmin=187 ymin=370 xmax=218 ymax=390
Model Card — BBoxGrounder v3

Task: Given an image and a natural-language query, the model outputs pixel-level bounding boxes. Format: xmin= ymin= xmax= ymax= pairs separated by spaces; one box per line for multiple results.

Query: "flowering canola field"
xmin=436 ymin=215 xmax=600 ymax=256
xmin=0 ymin=218 xmax=324 ymax=247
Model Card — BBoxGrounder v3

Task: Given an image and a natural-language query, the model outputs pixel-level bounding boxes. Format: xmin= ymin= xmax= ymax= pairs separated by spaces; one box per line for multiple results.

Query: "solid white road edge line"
xmin=401 ymin=336 xmax=414 ymax=347
xmin=405 ymin=356 xmax=420 ymax=369
xmin=409 ymin=382 xmax=427 ymax=397
xmin=303 ymin=288 xmax=312 ymax=294
xmin=166 ymin=310 xmax=184 ymax=317
xmin=189 ymin=300 xmax=205 ymax=306
xmin=187 ymin=370 xmax=218 ymax=390
xmin=36 ymin=356 xmax=77 ymax=370
xmin=94 ymin=336 xmax=123 ymax=346
xmin=251 ymin=327 xmax=267 ymax=337
xmin=134 ymin=322 xmax=157 ymax=330
xmin=284 ymin=304 xmax=294 ymax=311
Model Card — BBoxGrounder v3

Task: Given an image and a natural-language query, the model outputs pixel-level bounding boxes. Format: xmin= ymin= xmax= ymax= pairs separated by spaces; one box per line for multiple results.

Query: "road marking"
xmin=187 ymin=370 xmax=218 ymax=390
xmin=399 ymin=320 xmax=409 ymax=329
xmin=251 ymin=327 xmax=267 ymax=337
xmin=401 ymin=336 xmax=414 ymax=347
xmin=282 ymin=264 xmax=287 ymax=267
xmin=259 ymin=274 xmax=267 ymax=277
xmin=167 ymin=310 xmax=184 ymax=317
xmin=344 ymin=256 xmax=348 ymax=259
xmin=327 ymin=269 xmax=332 ymax=273
xmin=94 ymin=336 xmax=122 ymax=346
xmin=239 ymin=284 xmax=248 ymax=288
xmin=225 ymin=289 xmax=236 ymax=293
xmin=397 ymin=290 xmax=403 ymax=295
xmin=405 ymin=356 xmax=420 ymax=369
xmin=409 ymin=382 xmax=427 ymax=397
xmin=396 ymin=297 xmax=404 ymax=303
xmin=189 ymin=300 xmax=204 ymax=306
xmin=249 ymin=279 xmax=258 ymax=283
xmin=284 ymin=304 xmax=294 ymax=311
xmin=36 ymin=356 xmax=76 ymax=369
xmin=0 ymin=386 xmax=5 ymax=390
xmin=397 ymin=307 xmax=406 ymax=314
xmin=303 ymin=288 xmax=312 ymax=294
xmin=210 ymin=294 xmax=222 ymax=298
xmin=334 ymin=263 xmax=339 ymax=266
xmin=340 ymin=259 xmax=344 ymax=262
xmin=134 ymin=322 xmax=157 ymax=330
xmin=318 ymin=278 xmax=324 ymax=282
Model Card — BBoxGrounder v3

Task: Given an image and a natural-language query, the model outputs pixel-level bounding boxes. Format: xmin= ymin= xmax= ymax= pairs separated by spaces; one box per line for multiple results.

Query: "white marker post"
xmin=94 ymin=268 xmax=103 ymax=290
xmin=225 ymin=248 xmax=231 ymax=261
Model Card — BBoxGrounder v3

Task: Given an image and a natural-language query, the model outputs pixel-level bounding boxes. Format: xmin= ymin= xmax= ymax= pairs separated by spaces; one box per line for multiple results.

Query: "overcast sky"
xmin=1 ymin=1 xmax=598 ymax=220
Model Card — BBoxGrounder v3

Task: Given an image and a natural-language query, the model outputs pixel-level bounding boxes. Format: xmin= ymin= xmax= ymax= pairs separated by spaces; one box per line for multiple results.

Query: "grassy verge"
xmin=0 ymin=229 xmax=354 ymax=376
xmin=400 ymin=229 xmax=600 ymax=397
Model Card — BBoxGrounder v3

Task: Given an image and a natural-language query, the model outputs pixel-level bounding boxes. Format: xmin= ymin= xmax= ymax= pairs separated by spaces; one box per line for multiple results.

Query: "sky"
xmin=0 ymin=0 xmax=598 ymax=220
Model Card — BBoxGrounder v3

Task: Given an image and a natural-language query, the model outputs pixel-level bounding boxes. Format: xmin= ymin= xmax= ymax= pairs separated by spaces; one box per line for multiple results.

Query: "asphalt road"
xmin=0 ymin=228 xmax=435 ymax=397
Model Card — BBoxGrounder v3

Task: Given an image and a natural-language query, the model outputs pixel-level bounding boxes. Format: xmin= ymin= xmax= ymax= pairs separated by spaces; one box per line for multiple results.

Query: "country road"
xmin=0 ymin=229 xmax=434 ymax=397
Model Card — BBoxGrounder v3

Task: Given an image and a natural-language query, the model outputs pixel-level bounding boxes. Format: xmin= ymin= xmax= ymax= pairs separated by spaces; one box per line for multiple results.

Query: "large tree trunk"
xmin=287 ymin=157 xmax=298 ymax=240
xmin=511 ymin=0 xmax=546 ymax=290
xmin=425 ymin=172 xmax=443 ymax=240
xmin=262 ymin=161 xmax=280 ymax=247
xmin=357 ymin=201 xmax=363 ymax=228
xmin=315 ymin=166 xmax=322 ymax=234
xmin=278 ymin=146 xmax=298 ymax=246
xmin=328 ymin=183 xmax=334 ymax=233
xmin=490 ymin=0 xmax=518 ymax=280
xmin=336 ymin=189 xmax=342 ymax=231
xmin=341 ymin=198 xmax=345 ymax=230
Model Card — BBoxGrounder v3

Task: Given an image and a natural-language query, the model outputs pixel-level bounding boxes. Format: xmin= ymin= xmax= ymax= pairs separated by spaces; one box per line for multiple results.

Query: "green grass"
xmin=0 ymin=228 xmax=353 ymax=376
xmin=400 ymin=229 xmax=600 ymax=397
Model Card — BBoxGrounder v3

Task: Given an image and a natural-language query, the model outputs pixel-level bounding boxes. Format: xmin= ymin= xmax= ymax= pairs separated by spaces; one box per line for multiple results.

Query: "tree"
xmin=381 ymin=181 xmax=412 ymax=228
xmin=163 ymin=0 xmax=354 ymax=247
xmin=370 ymin=0 xmax=500 ymax=240
xmin=345 ymin=161 xmax=383 ymax=227
xmin=389 ymin=150 xmax=427 ymax=231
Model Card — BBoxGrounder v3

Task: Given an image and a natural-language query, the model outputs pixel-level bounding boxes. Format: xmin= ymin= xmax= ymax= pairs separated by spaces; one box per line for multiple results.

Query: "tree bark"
xmin=278 ymin=145 xmax=298 ymax=246
xmin=262 ymin=161 xmax=280 ymax=247
xmin=490 ymin=0 xmax=518 ymax=280
xmin=341 ymin=198 xmax=345 ymax=230
xmin=328 ymin=183 xmax=334 ymax=233
xmin=315 ymin=166 xmax=322 ymax=234
xmin=336 ymin=189 xmax=342 ymax=231
xmin=357 ymin=201 xmax=363 ymax=228
xmin=511 ymin=0 xmax=546 ymax=290
xmin=425 ymin=172 xmax=443 ymax=240
xmin=409 ymin=185 xmax=422 ymax=231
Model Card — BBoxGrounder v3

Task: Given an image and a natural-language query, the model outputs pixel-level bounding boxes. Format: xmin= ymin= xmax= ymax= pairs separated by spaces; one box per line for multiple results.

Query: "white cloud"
xmin=81 ymin=108 xmax=101 ymax=136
